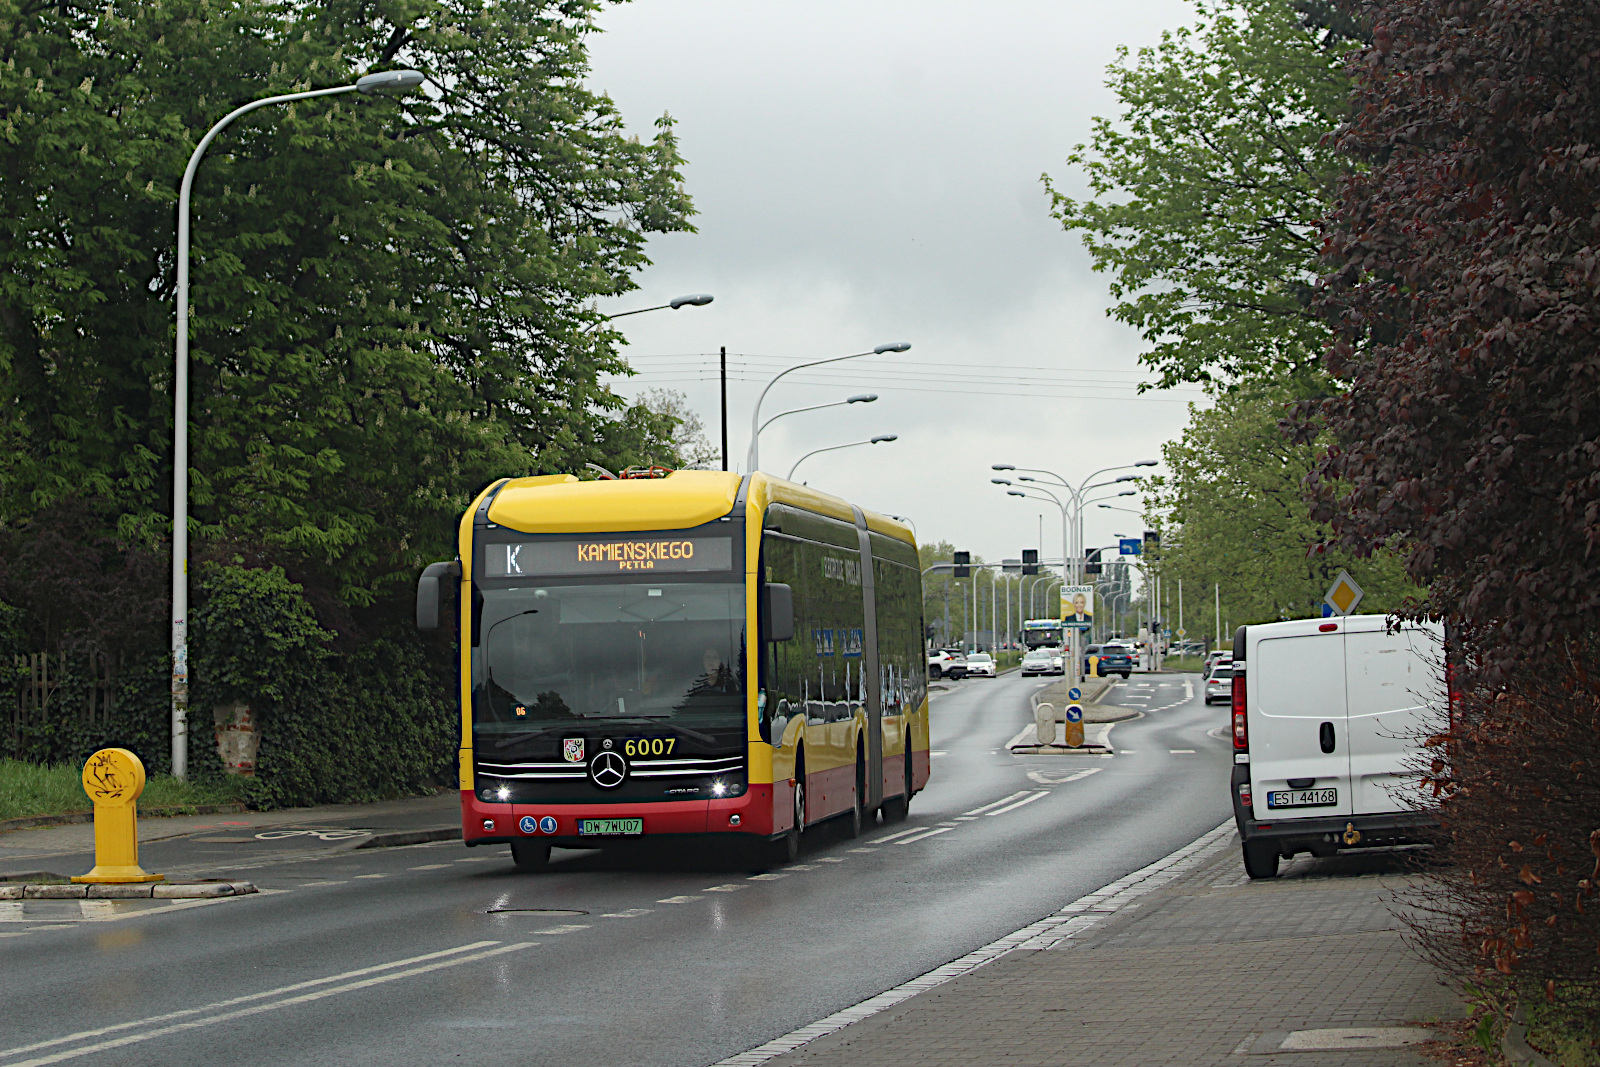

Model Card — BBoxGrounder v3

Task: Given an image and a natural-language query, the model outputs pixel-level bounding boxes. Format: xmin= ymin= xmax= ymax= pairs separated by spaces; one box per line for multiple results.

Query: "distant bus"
xmin=416 ymin=469 xmax=930 ymax=870
xmin=1022 ymin=619 xmax=1064 ymax=650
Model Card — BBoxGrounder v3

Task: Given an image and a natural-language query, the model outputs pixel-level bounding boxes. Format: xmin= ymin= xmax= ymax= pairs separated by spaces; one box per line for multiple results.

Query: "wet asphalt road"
xmin=0 ymin=671 xmax=1231 ymax=1067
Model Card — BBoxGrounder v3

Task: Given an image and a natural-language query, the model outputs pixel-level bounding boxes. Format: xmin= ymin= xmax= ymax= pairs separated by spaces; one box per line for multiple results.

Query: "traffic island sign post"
xmin=72 ymin=748 xmax=164 ymax=884
xmin=1064 ymin=703 xmax=1084 ymax=748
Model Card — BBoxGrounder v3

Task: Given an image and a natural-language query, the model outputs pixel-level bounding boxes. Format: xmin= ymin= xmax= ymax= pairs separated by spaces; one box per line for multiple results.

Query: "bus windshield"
xmin=473 ymin=582 xmax=746 ymax=736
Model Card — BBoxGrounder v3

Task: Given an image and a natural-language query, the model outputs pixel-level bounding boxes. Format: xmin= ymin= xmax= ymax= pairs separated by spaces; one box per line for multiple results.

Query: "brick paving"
xmin=760 ymin=842 xmax=1463 ymax=1067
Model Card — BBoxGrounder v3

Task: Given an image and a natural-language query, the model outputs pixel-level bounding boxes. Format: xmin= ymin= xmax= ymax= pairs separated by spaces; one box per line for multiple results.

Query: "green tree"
xmin=1146 ymin=386 xmax=1415 ymax=624
xmin=0 ymin=0 xmax=693 ymax=605
xmin=1045 ymin=0 xmax=1357 ymax=391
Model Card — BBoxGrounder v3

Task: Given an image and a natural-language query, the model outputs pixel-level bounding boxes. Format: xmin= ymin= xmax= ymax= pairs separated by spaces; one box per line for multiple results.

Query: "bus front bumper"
xmin=461 ymin=785 xmax=775 ymax=845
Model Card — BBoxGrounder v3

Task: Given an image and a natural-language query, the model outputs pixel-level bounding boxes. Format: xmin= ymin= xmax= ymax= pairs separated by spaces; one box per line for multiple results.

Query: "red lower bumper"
xmin=461 ymin=784 xmax=775 ymax=844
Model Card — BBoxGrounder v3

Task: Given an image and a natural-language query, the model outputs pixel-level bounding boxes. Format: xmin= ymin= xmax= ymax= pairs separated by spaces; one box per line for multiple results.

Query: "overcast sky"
xmin=586 ymin=0 xmax=1204 ymax=567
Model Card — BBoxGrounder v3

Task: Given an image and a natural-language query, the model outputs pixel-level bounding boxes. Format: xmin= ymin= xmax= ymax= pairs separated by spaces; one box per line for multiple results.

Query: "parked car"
xmin=928 ymin=648 xmax=968 ymax=680
xmin=1203 ymin=664 xmax=1234 ymax=704
xmin=1092 ymin=643 xmax=1135 ymax=679
xmin=1230 ymin=615 xmax=1444 ymax=879
xmin=964 ymin=652 xmax=996 ymax=677
xmin=1020 ymin=649 xmax=1063 ymax=676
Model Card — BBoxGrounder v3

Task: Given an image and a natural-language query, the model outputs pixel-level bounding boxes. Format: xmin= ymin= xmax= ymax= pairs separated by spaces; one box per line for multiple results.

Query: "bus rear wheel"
xmin=847 ymin=750 xmax=865 ymax=838
xmin=511 ymin=841 xmax=550 ymax=871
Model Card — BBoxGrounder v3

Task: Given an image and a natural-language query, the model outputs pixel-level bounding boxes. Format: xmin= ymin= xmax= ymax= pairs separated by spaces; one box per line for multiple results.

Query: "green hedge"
xmin=3 ymin=564 xmax=455 ymax=809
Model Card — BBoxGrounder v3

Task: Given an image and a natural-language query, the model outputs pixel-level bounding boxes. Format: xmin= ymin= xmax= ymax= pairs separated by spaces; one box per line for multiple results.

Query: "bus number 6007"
xmin=624 ymin=737 xmax=675 ymax=757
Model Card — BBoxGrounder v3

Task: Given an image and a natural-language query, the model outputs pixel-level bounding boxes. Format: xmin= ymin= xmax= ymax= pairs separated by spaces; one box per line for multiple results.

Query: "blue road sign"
xmin=1068 ymin=686 xmax=1082 ymax=701
xmin=1065 ymin=704 xmax=1083 ymax=723
xmin=1119 ymin=538 xmax=1142 ymax=556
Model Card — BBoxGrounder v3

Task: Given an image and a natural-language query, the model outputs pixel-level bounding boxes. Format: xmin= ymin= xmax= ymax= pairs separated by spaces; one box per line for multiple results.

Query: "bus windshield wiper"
xmin=489 ymin=726 xmax=567 ymax=749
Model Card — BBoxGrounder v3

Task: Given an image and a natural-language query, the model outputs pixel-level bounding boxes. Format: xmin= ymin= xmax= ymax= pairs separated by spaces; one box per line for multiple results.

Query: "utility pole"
xmin=1215 ymin=583 xmax=1222 ymax=646
xmin=719 ymin=346 xmax=728 ymax=471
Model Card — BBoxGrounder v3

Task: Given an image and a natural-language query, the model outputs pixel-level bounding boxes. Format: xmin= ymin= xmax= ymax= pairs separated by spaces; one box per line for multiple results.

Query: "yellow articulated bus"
xmin=415 ymin=468 xmax=929 ymax=868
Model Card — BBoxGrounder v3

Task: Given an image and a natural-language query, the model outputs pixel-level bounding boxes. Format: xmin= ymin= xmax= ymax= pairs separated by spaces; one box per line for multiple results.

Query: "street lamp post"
xmin=747 ymin=342 xmax=909 ymax=472
xmin=599 ymin=292 xmax=713 ymax=321
xmin=787 ymin=434 xmax=897 ymax=481
xmin=169 ymin=70 xmax=425 ymax=780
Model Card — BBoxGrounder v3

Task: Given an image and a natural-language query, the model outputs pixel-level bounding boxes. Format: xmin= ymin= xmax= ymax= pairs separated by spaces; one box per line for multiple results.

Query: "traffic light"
xmin=1144 ymin=529 xmax=1161 ymax=552
xmin=953 ymin=550 xmax=971 ymax=578
xmin=1021 ymin=548 xmax=1038 ymax=576
xmin=1085 ymin=547 xmax=1102 ymax=575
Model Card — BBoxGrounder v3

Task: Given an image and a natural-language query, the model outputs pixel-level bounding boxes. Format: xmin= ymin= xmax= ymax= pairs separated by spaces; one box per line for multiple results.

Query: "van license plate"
xmin=1266 ymin=788 xmax=1337 ymax=809
xmin=577 ymin=818 xmax=643 ymax=836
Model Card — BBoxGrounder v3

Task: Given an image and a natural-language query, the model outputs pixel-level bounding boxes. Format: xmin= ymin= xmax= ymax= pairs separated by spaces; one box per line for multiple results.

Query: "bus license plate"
xmin=577 ymin=818 xmax=643 ymax=836
xmin=1266 ymin=788 xmax=1337 ymax=809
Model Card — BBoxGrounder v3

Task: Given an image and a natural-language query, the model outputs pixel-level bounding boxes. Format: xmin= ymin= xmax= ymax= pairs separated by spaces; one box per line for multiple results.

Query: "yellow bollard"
xmin=71 ymin=748 xmax=164 ymax=884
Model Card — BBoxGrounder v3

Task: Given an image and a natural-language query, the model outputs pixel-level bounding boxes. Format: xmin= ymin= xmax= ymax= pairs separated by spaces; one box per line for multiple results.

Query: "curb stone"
xmin=2 ymin=881 xmax=257 ymax=900
xmin=0 ymin=803 xmax=249 ymax=835
xmin=1503 ymin=1009 xmax=1560 ymax=1067
xmin=354 ymin=827 xmax=461 ymax=849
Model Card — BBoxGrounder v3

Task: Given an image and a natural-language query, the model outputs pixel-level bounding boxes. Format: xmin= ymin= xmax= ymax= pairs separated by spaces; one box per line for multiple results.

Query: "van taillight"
xmin=1231 ymin=664 xmax=1247 ymax=749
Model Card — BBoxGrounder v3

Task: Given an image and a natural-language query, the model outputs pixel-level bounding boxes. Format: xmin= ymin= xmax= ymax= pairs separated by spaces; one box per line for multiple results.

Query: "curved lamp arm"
xmin=786 ymin=434 xmax=897 ymax=480
xmin=748 ymin=343 xmax=908 ymax=471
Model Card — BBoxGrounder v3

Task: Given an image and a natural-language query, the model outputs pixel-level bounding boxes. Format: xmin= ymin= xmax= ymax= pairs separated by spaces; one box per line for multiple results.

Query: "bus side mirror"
xmin=416 ymin=560 xmax=463 ymax=631
xmin=762 ymin=583 xmax=794 ymax=642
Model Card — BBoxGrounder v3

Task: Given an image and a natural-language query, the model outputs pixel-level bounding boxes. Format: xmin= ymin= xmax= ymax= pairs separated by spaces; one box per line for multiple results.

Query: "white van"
xmin=1229 ymin=615 xmax=1444 ymax=878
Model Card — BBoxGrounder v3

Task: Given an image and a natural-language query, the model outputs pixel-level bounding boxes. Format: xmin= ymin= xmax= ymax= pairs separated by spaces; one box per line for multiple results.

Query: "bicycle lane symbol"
xmin=252 ymin=828 xmax=374 ymax=842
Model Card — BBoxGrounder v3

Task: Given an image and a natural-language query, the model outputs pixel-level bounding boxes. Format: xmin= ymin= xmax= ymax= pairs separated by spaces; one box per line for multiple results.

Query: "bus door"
xmin=851 ymin=506 xmax=883 ymax=812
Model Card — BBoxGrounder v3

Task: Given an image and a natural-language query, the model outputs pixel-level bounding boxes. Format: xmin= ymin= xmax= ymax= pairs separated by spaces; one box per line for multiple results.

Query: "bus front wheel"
xmin=511 ymin=841 xmax=550 ymax=871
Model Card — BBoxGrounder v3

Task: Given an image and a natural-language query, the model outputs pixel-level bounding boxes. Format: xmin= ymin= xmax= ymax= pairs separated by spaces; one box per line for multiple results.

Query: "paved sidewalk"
xmin=758 ymin=837 xmax=1463 ymax=1067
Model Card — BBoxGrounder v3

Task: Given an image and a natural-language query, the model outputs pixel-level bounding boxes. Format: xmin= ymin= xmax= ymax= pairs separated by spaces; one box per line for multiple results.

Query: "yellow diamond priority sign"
xmin=1324 ymin=570 xmax=1364 ymax=616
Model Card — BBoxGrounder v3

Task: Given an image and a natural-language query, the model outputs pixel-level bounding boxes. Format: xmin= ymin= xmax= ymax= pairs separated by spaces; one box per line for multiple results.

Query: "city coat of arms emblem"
xmin=562 ymin=737 xmax=585 ymax=763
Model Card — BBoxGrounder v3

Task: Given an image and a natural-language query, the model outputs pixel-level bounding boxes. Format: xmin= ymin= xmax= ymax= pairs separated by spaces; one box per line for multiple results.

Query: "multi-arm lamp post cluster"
xmin=990 ymin=461 xmax=1158 ymax=683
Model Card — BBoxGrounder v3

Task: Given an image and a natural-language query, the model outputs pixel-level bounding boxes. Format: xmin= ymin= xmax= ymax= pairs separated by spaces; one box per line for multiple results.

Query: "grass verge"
xmin=0 ymin=759 xmax=249 ymax=822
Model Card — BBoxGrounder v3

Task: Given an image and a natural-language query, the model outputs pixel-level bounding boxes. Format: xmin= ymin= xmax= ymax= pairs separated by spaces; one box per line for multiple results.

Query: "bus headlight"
xmin=497 ymin=786 xmax=511 ymax=801
xmin=711 ymin=780 xmax=728 ymax=797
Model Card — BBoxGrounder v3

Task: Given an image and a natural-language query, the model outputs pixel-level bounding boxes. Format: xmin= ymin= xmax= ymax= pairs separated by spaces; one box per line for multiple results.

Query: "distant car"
xmin=1204 ymin=650 xmax=1232 ymax=678
xmin=1204 ymin=664 xmax=1234 ymax=704
xmin=964 ymin=652 xmax=996 ymax=677
xmin=928 ymin=649 xmax=967 ymax=680
xmin=1093 ymin=643 xmax=1135 ymax=679
xmin=1024 ymin=652 xmax=1062 ymax=675
xmin=1020 ymin=649 xmax=1061 ymax=676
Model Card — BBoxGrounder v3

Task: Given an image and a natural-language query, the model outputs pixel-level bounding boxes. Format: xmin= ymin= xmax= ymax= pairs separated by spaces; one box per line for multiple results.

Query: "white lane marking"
xmin=0 ymin=941 xmax=514 ymax=1063
xmin=955 ymin=816 xmax=979 ymax=821
xmin=787 ymin=864 xmax=817 ymax=870
xmin=893 ymin=827 xmax=955 ymax=845
xmin=867 ymin=827 xmax=929 ymax=845
xmin=1118 ymin=751 xmax=1138 ymax=755
xmin=77 ymin=902 xmax=117 ymax=920
xmin=453 ymin=857 xmax=491 ymax=863
xmin=1184 ymin=678 xmax=1195 ymax=701
xmin=704 ymin=884 xmax=746 ymax=893
xmin=600 ymin=909 xmax=652 ymax=918
xmin=532 ymin=924 xmax=589 ymax=934
xmin=1169 ymin=749 xmax=1196 ymax=754
xmin=656 ymin=895 xmax=703 ymax=904
xmin=296 ymin=881 xmax=346 ymax=887
xmin=930 ymin=751 xmax=948 ymax=757
xmin=1028 ymin=767 xmax=1103 ymax=785
xmin=355 ymin=874 xmax=386 ymax=880
xmin=713 ymin=821 xmax=1236 ymax=1066
xmin=847 ymin=847 xmax=878 ymax=853
xmin=813 ymin=857 xmax=845 ymax=863
xmin=747 ymin=873 xmax=788 ymax=881
xmin=408 ymin=864 xmax=451 ymax=871
xmin=963 ymin=791 xmax=1031 ymax=816
xmin=985 ymin=791 xmax=1051 ymax=816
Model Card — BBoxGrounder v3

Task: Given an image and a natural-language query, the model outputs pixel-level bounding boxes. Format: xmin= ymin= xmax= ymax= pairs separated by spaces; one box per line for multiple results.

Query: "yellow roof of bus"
xmin=478 ymin=469 xmax=913 ymax=545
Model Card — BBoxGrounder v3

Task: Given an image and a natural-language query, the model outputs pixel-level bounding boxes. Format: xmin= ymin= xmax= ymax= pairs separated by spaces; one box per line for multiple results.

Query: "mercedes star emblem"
xmin=588 ymin=749 xmax=628 ymax=790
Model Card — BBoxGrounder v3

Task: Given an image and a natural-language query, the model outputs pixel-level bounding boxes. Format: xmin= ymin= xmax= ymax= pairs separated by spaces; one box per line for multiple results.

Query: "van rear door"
xmin=1343 ymin=617 xmax=1444 ymax=815
xmin=1249 ymin=620 xmax=1353 ymax=820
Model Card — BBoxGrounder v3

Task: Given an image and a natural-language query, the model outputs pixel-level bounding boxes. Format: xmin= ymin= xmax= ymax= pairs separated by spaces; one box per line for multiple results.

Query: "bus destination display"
xmin=484 ymin=536 xmax=733 ymax=577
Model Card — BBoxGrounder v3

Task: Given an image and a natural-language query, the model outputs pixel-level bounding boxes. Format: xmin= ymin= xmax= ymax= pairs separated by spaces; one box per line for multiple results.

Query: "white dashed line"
xmin=747 ymin=873 xmax=789 ymax=881
xmin=963 ymin=791 xmax=1031 ymax=816
xmin=657 ymin=895 xmax=704 ymax=904
xmin=869 ymin=827 xmax=931 ymax=844
xmin=704 ymin=884 xmax=746 ymax=893
xmin=600 ymin=909 xmax=653 ymax=919
xmin=984 ymin=791 xmax=1051 ymax=816
xmin=893 ymin=827 xmax=955 ymax=845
